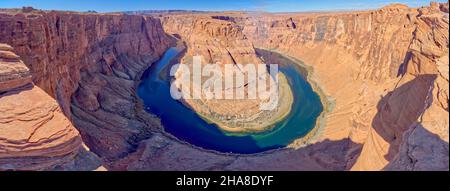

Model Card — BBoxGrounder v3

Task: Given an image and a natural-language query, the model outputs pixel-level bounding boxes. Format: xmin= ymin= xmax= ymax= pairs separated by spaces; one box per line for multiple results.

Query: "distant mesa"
xmin=21 ymin=6 xmax=36 ymax=13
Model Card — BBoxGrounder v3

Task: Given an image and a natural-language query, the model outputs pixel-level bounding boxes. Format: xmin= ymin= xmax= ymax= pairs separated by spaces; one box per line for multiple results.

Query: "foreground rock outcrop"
xmin=383 ymin=3 xmax=449 ymax=170
xmin=0 ymin=43 xmax=89 ymax=170
xmin=0 ymin=43 xmax=32 ymax=92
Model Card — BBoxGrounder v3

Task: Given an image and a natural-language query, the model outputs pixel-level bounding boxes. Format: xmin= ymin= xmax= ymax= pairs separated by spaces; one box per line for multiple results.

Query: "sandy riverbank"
xmin=256 ymin=48 xmax=336 ymax=148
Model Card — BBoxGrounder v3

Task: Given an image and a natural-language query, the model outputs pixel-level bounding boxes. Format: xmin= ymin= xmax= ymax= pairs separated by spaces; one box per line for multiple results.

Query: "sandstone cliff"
xmin=0 ymin=2 xmax=448 ymax=171
xmin=383 ymin=3 xmax=449 ymax=170
xmin=121 ymin=2 xmax=448 ymax=170
xmin=161 ymin=16 xmax=293 ymax=132
xmin=0 ymin=43 xmax=86 ymax=170
xmin=0 ymin=9 xmax=171 ymax=168
xmin=231 ymin=2 xmax=449 ymax=170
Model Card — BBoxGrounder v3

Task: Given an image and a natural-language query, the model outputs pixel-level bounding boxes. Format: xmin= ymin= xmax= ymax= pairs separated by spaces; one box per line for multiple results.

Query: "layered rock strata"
xmin=0 ymin=43 xmax=32 ymax=92
xmin=162 ymin=17 xmax=293 ymax=132
xmin=122 ymin=2 xmax=448 ymax=170
xmin=0 ymin=44 xmax=84 ymax=170
xmin=0 ymin=2 xmax=448 ymax=171
xmin=232 ymin=2 xmax=449 ymax=170
xmin=0 ymin=9 xmax=171 ymax=167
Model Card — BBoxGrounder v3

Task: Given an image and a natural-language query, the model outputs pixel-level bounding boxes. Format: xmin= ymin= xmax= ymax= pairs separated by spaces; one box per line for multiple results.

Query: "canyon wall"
xmin=0 ymin=9 xmax=171 ymax=168
xmin=0 ymin=43 xmax=86 ymax=170
xmin=383 ymin=3 xmax=449 ymax=170
xmin=0 ymin=2 xmax=447 ymax=170
xmin=230 ymin=2 xmax=449 ymax=170
xmin=109 ymin=2 xmax=448 ymax=170
xmin=138 ymin=2 xmax=448 ymax=170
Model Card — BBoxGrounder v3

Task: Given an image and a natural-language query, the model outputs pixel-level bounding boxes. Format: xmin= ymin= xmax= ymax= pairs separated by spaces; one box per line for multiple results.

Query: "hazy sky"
xmin=0 ymin=0 xmax=446 ymax=12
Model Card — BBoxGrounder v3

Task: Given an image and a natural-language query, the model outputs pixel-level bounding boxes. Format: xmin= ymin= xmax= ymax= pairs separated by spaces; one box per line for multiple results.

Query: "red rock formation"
xmin=383 ymin=3 xmax=449 ymax=170
xmin=0 ymin=10 xmax=171 ymax=168
xmin=0 ymin=2 xmax=447 ymax=171
xmin=0 ymin=43 xmax=32 ymax=93
xmin=229 ymin=2 xmax=449 ymax=170
xmin=136 ymin=2 xmax=447 ymax=171
xmin=0 ymin=44 xmax=82 ymax=170
xmin=0 ymin=11 xmax=170 ymax=116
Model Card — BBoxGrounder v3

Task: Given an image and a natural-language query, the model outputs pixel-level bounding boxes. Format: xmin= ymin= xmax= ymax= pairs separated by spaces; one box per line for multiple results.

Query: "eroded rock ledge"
xmin=0 ymin=44 xmax=95 ymax=170
xmin=0 ymin=9 xmax=171 ymax=169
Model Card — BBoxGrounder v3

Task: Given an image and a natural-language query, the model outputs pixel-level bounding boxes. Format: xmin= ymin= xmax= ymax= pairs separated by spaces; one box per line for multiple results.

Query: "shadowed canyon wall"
xmin=0 ymin=9 xmax=171 ymax=169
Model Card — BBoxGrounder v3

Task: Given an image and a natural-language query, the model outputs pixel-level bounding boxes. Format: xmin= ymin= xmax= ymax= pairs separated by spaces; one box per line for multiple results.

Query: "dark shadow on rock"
xmin=48 ymin=146 xmax=104 ymax=171
xmin=384 ymin=123 xmax=449 ymax=171
xmin=396 ymin=51 xmax=412 ymax=77
xmin=225 ymin=138 xmax=363 ymax=171
xmin=68 ymin=31 xmax=172 ymax=162
xmin=112 ymin=132 xmax=362 ymax=171
xmin=0 ymin=83 xmax=33 ymax=97
xmin=371 ymin=74 xmax=438 ymax=161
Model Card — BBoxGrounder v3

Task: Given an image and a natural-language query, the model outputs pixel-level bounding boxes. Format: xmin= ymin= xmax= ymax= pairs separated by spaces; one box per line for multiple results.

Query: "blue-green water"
xmin=137 ymin=47 xmax=323 ymax=154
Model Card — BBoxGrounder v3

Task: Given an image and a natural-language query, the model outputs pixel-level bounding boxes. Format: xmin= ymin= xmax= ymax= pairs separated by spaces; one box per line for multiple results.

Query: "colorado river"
xmin=137 ymin=47 xmax=323 ymax=154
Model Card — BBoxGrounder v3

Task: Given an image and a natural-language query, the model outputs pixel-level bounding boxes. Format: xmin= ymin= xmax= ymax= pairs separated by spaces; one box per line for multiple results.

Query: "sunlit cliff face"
xmin=0 ymin=2 xmax=448 ymax=170
xmin=158 ymin=2 xmax=448 ymax=170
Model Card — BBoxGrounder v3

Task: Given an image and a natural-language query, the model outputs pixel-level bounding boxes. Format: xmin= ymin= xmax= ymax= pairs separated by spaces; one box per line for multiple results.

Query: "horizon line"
xmin=0 ymin=2 xmax=441 ymax=14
